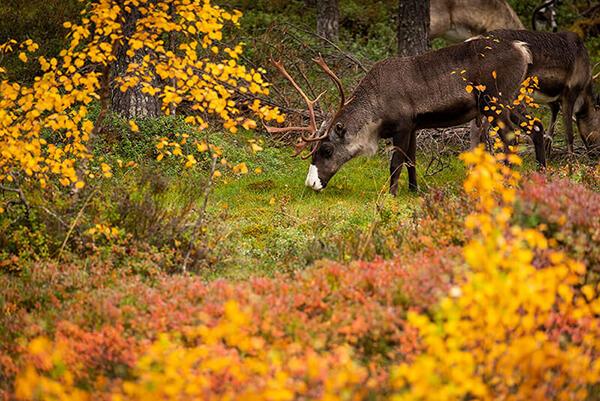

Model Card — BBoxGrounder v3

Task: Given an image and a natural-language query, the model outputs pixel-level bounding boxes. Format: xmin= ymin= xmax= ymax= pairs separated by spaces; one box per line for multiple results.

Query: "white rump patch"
xmin=305 ymin=164 xmax=323 ymax=191
xmin=444 ymin=25 xmax=472 ymax=43
xmin=513 ymin=41 xmax=533 ymax=65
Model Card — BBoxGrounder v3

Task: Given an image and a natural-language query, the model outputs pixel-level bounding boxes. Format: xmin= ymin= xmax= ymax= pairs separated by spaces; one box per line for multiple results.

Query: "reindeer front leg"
xmin=389 ymin=130 xmax=410 ymax=196
xmin=509 ymin=105 xmax=546 ymax=167
xmin=469 ymin=116 xmax=491 ymax=151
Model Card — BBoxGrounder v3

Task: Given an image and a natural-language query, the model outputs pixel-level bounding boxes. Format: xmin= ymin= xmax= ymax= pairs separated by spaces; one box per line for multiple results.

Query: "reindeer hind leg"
xmin=562 ymin=92 xmax=578 ymax=153
xmin=545 ymin=101 xmax=560 ymax=156
xmin=407 ymin=130 xmax=418 ymax=192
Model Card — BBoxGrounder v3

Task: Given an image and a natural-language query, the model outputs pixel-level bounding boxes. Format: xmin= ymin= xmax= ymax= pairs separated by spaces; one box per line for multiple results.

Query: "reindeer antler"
xmin=264 ymin=53 xmax=346 ymax=159
xmin=312 ymin=54 xmax=345 ymax=113
xmin=264 ymin=55 xmax=324 ymax=158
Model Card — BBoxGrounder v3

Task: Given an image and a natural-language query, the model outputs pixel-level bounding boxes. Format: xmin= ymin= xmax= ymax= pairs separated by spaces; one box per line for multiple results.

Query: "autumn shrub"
xmin=392 ymin=148 xmax=600 ymax=400
xmin=515 ymin=173 xmax=600 ymax=272
xmin=545 ymin=160 xmax=600 ymax=192
xmin=3 ymin=237 xmax=460 ymax=397
xmin=7 ymin=147 xmax=600 ymax=399
xmin=400 ymin=187 xmax=473 ymax=253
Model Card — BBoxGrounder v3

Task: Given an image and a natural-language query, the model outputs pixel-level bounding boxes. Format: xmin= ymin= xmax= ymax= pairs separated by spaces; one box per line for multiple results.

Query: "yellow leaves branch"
xmin=393 ymin=149 xmax=600 ymax=400
xmin=1 ymin=0 xmax=281 ymax=195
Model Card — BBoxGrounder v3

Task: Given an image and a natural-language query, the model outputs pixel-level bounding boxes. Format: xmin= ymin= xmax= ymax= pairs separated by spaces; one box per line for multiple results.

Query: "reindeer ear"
xmin=335 ymin=122 xmax=346 ymax=138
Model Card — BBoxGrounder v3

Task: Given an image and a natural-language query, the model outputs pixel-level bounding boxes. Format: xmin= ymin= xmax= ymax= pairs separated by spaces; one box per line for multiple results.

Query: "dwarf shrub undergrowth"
xmin=7 ymin=148 xmax=600 ymax=400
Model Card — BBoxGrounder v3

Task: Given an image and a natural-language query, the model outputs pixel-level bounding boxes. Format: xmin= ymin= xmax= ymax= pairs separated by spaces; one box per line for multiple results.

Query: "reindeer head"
xmin=578 ymin=68 xmax=600 ymax=153
xmin=265 ymin=55 xmax=379 ymax=191
xmin=532 ymin=0 xmax=558 ymax=32
xmin=305 ymin=99 xmax=382 ymax=191
xmin=579 ymin=104 xmax=600 ymax=152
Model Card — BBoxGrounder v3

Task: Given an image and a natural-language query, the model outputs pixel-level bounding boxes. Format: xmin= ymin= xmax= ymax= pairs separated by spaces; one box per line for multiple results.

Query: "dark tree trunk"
xmin=397 ymin=0 xmax=430 ymax=57
xmin=111 ymin=3 xmax=161 ymax=120
xmin=317 ymin=0 xmax=340 ymax=42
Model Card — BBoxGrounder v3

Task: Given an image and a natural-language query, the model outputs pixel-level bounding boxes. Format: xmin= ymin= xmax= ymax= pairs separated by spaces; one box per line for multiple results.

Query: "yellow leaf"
xmin=129 ymin=121 xmax=139 ymax=132
xmin=18 ymin=52 xmax=28 ymax=63
xmin=233 ymin=162 xmax=248 ymax=174
xmin=465 ymin=85 xmax=473 ymax=94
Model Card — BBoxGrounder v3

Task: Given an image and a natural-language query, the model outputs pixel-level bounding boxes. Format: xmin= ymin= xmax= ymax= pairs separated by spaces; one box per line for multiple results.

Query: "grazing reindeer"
xmin=532 ymin=0 xmax=558 ymax=31
xmin=470 ymin=30 xmax=600 ymax=154
xmin=430 ymin=0 xmax=524 ymax=42
xmin=266 ymin=38 xmax=546 ymax=195
xmin=430 ymin=0 xmax=558 ymax=42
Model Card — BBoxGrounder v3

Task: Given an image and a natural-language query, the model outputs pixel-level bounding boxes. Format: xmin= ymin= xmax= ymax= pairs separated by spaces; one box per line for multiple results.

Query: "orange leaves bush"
xmin=6 ymin=148 xmax=600 ymax=399
xmin=515 ymin=173 xmax=600 ymax=271
xmin=115 ymin=301 xmax=369 ymax=400
xmin=3 ymin=244 xmax=458 ymax=398
xmin=392 ymin=148 xmax=600 ymax=400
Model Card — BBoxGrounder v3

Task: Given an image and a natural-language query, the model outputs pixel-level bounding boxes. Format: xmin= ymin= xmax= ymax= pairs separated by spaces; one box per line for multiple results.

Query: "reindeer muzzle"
xmin=305 ymin=164 xmax=325 ymax=191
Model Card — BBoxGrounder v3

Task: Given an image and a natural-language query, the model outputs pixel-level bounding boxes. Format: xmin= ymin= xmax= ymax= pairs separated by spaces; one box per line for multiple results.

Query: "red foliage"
xmin=516 ymin=174 xmax=600 ymax=271
xmin=1 ymin=244 xmax=461 ymax=394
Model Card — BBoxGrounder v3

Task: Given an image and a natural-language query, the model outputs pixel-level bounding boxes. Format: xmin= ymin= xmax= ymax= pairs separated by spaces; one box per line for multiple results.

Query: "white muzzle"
xmin=305 ymin=164 xmax=323 ymax=191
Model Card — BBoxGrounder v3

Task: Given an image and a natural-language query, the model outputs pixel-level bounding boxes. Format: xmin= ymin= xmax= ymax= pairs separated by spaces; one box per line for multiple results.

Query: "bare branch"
xmin=0 ymin=172 xmax=30 ymax=216
xmin=282 ymin=22 xmax=369 ymax=73
xmin=182 ymin=131 xmax=218 ymax=273
xmin=58 ymin=187 xmax=97 ymax=261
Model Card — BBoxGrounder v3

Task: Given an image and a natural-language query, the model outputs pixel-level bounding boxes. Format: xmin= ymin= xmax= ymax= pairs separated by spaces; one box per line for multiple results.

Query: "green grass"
xmin=198 ymin=117 xmax=591 ymax=279
xmin=200 ymin=131 xmax=468 ymax=278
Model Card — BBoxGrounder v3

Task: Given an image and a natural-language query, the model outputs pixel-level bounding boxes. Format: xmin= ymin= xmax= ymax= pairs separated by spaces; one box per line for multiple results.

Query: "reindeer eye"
xmin=319 ymin=144 xmax=334 ymax=158
xmin=335 ymin=123 xmax=345 ymax=135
